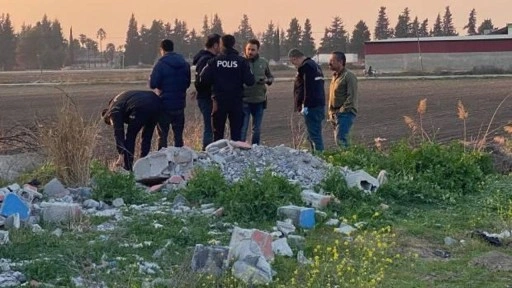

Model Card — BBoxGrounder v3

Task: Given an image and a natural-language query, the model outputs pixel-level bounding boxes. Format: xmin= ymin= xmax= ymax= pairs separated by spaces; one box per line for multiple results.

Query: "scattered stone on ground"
xmin=335 ymin=223 xmax=357 ymax=235
xmin=300 ymin=190 xmax=333 ymax=209
xmin=444 ymin=237 xmax=457 ymax=246
xmin=43 ymin=178 xmax=69 ymax=199
xmin=112 ymin=198 xmax=125 ymax=208
xmin=0 ymin=259 xmax=26 ymax=287
xmin=191 ymin=244 xmax=230 ymax=276
xmin=272 ymin=238 xmax=293 ymax=257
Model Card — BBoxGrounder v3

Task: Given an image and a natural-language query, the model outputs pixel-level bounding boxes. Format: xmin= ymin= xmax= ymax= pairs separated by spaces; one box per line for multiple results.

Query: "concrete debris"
xmin=300 ymin=190 xmax=333 ymax=209
xmin=272 ymin=238 xmax=293 ymax=257
xmin=276 ymin=220 xmax=296 ymax=236
xmin=40 ymin=202 xmax=82 ymax=223
xmin=51 ymin=228 xmax=63 ymax=237
xmin=3 ymin=214 xmax=20 ymax=230
xmin=325 ymin=218 xmax=340 ymax=226
xmin=444 ymin=236 xmax=457 ymax=246
xmin=232 ymin=255 xmax=273 ymax=285
xmin=71 ymin=276 xmax=107 ymax=288
xmin=191 ymin=244 xmax=230 ymax=276
xmin=43 ymin=178 xmax=69 ymax=199
xmin=31 ymin=224 xmax=43 ymax=234
xmin=83 ymin=199 xmax=100 ymax=209
xmin=335 ymin=223 xmax=357 ymax=235
xmin=138 ymin=262 xmax=161 ymax=274
xmin=297 ymin=250 xmax=313 ymax=265
xmin=0 ymin=231 xmax=9 ymax=245
xmin=229 ymin=227 xmax=274 ymax=262
xmin=112 ymin=198 xmax=124 ymax=208
xmin=277 ymin=206 xmax=315 ymax=229
xmin=0 ymin=267 xmax=26 ymax=287
xmin=343 ymin=169 xmax=380 ymax=194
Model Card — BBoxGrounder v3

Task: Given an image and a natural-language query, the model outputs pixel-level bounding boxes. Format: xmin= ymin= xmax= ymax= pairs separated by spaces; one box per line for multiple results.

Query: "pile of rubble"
xmin=134 ymin=140 xmax=384 ymax=192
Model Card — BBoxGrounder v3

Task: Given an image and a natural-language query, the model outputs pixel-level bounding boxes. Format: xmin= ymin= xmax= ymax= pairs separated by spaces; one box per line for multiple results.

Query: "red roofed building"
xmin=364 ymin=23 xmax=512 ymax=73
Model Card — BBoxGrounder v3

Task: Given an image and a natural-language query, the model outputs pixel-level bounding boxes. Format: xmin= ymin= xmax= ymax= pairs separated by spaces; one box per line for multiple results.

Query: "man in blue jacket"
xmin=149 ymin=39 xmax=191 ymax=149
xmin=288 ymin=48 xmax=326 ymax=152
xmin=199 ymin=34 xmax=255 ymax=142
xmin=192 ymin=34 xmax=221 ymax=150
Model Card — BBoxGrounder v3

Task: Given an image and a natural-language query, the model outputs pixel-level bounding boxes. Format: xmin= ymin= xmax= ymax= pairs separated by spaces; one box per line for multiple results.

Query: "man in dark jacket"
xmin=288 ymin=48 xmax=326 ymax=152
xmin=102 ymin=90 xmax=162 ymax=171
xmin=149 ymin=39 xmax=191 ymax=149
xmin=199 ymin=34 xmax=255 ymax=142
xmin=192 ymin=34 xmax=221 ymax=150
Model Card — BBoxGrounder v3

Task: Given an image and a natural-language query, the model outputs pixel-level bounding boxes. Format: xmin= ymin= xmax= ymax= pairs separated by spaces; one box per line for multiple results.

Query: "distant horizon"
xmin=2 ymin=0 xmax=510 ymax=48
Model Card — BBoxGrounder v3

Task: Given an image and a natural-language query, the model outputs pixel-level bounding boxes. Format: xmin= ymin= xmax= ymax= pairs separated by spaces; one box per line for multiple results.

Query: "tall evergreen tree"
xmin=442 ymin=6 xmax=458 ymax=36
xmin=210 ymin=14 xmax=224 ymax=35
xmin=96 ymin=28 xmax=106 ymax=52
xmin=171 ymin=19 xmax=190 ymax=54
xmin=140 ymin=20 xmax=164 ymax=64
xmin=279 ymin=29 xmax=286 ymax=58
xmin=284 ymin=18 xmax=301 ymax=53
xmin=478 ymin=19 xmax=494 ymax=34
xmin=65 ymin=26 xmax=75 ymax=66
xmin=234 ymin=14 xmax=255 ymax=52
xmin=261 ymin=21 xmax=276 ymax=60
xmin=319 ymin=16 xmax=347 ymax=53
xmin=394 ymin=7 xmax=411 ymax=38
xmin=274 ymin=27 xmax=281 ymax=61
xmin=464 ymin=8 xmax=477 ymax=35
xmin=201 ymin=15 xmax=210 ymax=38
xmin=0 ymin=13 xmax=17 ymax=70
xmin=410 ymin=17 xmax=420 ymax=37
xmin=419 ymin=18 xmax=429 ymax=37
xmin=124 ymin=13 xmax=142 ymax=66
xmin=432 ymin=14 xmax=443 ymax=36
xmin=374 ymin=6 xmax=393 ymax=39
xmin=349 ymin=20 xmax=370 ymax=58
xmin=189 ymin=28 xmax=203 ymax=55
xmin=301 ymin=18 xmax=315 ymax=57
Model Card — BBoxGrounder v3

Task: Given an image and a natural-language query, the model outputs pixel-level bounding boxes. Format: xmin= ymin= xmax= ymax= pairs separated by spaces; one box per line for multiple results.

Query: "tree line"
xmin=0 ymin=7 xmax=500 ymax=70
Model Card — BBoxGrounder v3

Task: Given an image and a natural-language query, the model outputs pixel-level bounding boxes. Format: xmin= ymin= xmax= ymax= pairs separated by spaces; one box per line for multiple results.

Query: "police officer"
xmin=199 ymin=34 xmax=255 ymax=142
xmin=102 ymin=90 xmax=162 ymax=171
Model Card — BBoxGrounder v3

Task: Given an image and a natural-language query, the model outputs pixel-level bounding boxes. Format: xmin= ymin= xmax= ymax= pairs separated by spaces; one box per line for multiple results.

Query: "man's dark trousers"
xmin=212 ymin=99 xmax=243 ymax=142
xmin=197 ymin=97 xmax=213 ymax=150
xmin=157 ymin=108 xmax=185 ymax=149
xmin=123 ymin=112 xmax=159 ymax=170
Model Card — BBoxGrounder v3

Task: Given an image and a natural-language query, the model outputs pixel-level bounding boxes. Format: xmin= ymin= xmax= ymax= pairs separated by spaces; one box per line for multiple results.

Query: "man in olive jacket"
xmin=328 ymin=51 xmax=358 ymax=148
xmin=241 ymin=39 xmax=274 ymax=145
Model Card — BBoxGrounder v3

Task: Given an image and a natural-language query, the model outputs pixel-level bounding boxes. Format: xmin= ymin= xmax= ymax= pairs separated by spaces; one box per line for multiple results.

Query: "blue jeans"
xmin=304 ymin=106 xmax=325 ymax=152
xmin=241 ymin=102 xmax=265 ymax=145
xmin=335 ymin=111 xmax=356 ymax=148
xmin=197 ymin=98 xmax=213 ymax=150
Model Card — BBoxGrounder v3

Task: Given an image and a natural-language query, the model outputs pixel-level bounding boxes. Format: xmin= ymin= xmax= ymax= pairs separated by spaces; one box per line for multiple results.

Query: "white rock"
xmin=325 ymin=218 xmax=340 ymax=226
xmin=335 ymin=223 xmax=357 ymax=235
xmin=112 ymin=198 xmax=125 ymax=208
xmin=272 ymin=238 xmax=293 ymax=257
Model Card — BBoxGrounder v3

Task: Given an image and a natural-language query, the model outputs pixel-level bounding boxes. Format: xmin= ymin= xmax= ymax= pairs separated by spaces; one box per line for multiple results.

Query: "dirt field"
xmin=1 ymin=76 xmax=511 ymax=157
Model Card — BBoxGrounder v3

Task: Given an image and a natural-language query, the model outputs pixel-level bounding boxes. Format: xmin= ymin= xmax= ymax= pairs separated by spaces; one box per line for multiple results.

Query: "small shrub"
xmin=183 ymin=167 xmax=229 ymax=204
xmin=216 ymin=169 xmax=301 ymax=224
xmin=91 ymin=164 xmax=143 ymax=204
xmin=38 ymin=93 xmax=99 ymax=186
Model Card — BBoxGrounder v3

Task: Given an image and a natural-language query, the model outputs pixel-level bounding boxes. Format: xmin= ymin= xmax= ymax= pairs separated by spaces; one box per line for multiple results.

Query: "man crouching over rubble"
xmin=102 ymin=90 xmax=162 ymax=171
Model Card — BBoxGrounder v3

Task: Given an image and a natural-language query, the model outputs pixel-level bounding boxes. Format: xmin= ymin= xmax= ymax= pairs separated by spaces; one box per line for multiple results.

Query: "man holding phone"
xmin=241 ymin=39 xmax=274 ymax=145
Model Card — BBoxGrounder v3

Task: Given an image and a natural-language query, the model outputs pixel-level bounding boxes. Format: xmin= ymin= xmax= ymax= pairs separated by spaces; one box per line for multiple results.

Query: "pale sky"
xmin=2 ymin=0 xmax=510 ymax=47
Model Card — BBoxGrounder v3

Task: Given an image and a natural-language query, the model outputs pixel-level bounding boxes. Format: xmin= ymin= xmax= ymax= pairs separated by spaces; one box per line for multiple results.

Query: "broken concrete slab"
xmin=335 ymin=223 xmax=357 ymax=235
xmin=344 ymin=169 xmax=380 ymax=194
xmin=82 ymin=199 xmax=100 ymax=209
xmin=43 ymin=178 xmax=69 ymax=199
xmin=133 ymin=151 xmax=170 ymax=183
xmin=325 ymin=218 xmax=340 ymax=226
xmin=0 ymin=231 xmax=9 ymax=245
xmin=190 ymin=244 xmax=230 ymax=276
xmin=0 ymin=193 xmax=30 ymax=221
xmin=4 ymin=213 xmax=20 ymax=230
xmin=229 ymin=227 xmax=274 ymax=262
xmin=112 ymin=198 xmax=124 ymax=208
xmin=277 ymin=205 xmax=315 ymax=229
xmin=300 ymin=190 xmax=332 ymax=209
xmin=230 ymin=141 xmax=252 ymax=150
xmin=232 ymin=255 xmax=272 ymax=285
xmin=40 ymin=202 xmax=82 ymax=223
xmin=276 ymin=220 xmax=296 ymax=236
xmin=272 ymin=238 xmax=293 ymax=257
xmin=205 ymin=139 xmax=232 ymax=154
xmin=168 ymin=175 xmax=184 ymax=184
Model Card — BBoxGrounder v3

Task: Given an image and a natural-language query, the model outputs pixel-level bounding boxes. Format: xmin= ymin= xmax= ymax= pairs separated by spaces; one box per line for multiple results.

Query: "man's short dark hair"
xmin=247 ymin=39 xmax=260 ymax=49
xmin=205 ymin=34 xmax=221 ymax=48
xmin=221 ymin=34 xmax=236 ymax=49
xmin=288 ymin=48 xmax=304 ymax=58
xmin=332 ymin=51 xmax=346 ymax=66
xmin=160 ymin=39 xmax=174 ymax=52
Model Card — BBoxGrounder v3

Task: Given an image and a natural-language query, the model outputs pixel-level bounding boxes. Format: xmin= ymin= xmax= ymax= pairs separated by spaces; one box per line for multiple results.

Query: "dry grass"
xmin=457 ymin=100 xmax=469 ymax=151
xmin=38 ymin=90 xmax=99 ymax=186
xmin=290 ymin=112 xmax=307 ymax=150
xmin=403 ymin=99 xmax=432 ymax=143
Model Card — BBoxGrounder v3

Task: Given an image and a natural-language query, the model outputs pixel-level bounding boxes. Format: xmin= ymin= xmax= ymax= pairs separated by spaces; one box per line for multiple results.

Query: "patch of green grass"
xmin=183 ymin=166 xmax=229 ymax=204
xmin=90 ymin=163 xmax=145 ymax=205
